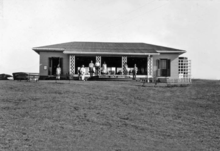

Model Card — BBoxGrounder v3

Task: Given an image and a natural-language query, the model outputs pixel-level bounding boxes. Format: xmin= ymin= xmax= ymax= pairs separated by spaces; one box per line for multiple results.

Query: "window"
xmin=157 ymin=59 xmax=170 ymax=77
xmin=160 ymin=59 xmax=167 ymax=69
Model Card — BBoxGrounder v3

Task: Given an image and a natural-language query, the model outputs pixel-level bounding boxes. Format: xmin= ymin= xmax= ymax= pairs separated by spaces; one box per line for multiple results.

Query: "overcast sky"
xmin=0 ymin=0 xmax=219 ymax=79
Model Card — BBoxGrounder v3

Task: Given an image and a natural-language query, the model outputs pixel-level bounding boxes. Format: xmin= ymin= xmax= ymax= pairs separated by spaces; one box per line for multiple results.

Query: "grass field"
xmin=0 ymin=79 xmax=220 ymax=151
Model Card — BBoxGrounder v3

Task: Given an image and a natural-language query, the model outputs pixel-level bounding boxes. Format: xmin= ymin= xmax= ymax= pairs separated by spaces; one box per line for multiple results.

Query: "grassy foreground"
xmin=0 ymin=79 xmax=220 ymax=151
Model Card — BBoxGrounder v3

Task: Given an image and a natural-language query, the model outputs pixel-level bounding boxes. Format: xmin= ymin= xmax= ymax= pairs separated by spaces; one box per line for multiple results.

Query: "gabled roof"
xmin=33 ymin=41 xmax=186 ymax=55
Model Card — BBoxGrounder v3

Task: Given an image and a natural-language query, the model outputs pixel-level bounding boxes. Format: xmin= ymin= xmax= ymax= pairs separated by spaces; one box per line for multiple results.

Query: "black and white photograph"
xmin=0 ymin=0 xmax=220 ymax=150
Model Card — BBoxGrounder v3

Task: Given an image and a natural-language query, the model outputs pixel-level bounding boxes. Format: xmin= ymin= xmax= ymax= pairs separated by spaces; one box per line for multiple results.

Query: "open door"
xmin=48 ymin=57 xmax=63 ymax=75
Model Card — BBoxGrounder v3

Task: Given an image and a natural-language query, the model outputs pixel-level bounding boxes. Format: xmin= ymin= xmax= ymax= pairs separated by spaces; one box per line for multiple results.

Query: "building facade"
xmin=33 ymin=42 xmax=189 ymax=79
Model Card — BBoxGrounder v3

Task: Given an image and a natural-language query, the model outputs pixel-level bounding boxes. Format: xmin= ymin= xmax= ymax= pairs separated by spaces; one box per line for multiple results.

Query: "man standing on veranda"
xmin=133 ymin=64 xmax=138 ymax=80
xmin=95 ymin=61 xmax=100 ymax=76
xmin=89 ymin=60 xmax=94 ymax=77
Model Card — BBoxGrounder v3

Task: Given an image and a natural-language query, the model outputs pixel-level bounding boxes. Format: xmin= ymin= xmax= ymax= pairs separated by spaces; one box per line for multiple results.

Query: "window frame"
xmin=157 ymin=58 xmax=171 ymax=77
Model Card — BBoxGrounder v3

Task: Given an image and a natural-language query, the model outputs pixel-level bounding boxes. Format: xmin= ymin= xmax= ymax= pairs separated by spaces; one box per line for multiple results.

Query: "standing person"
xmin=89 ymin=60 xmax=94 ymax=77
xmin=56 ymin=64 xmax=61 ymax=80
xmin=78 ymin=67 xmax=81 ymax=80
xmin=102 ymin=62 xmax=107 ymax=74
xmin=124 ymin=63 xmax=129 ymax=75
xmin=95 ymin=61 xmax=100 ymax=76
xmin=80 ymin=65 xmax=86 ymax=81
xmin=133 ymin=64 xmax=138 ymax=80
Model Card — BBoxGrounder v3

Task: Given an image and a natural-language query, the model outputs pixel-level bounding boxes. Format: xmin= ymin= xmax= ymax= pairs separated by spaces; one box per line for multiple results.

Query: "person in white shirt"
xmin=56 ymin=64 xmax=61 ymax=80
xmin=95 ymin=61 xmax=100 ymax=76
xmin=89 ymin=61 xmax=94 ymax=77
xmin=80 ymin=65 xmax=86 ymax=81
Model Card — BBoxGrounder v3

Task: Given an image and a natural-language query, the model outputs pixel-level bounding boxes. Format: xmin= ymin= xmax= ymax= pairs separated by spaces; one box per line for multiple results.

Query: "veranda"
xmin=68 ymin=55 xmax=154 ymax=79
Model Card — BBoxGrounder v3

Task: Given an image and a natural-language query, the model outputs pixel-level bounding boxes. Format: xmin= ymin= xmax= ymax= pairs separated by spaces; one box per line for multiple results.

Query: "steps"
xmin=87 ymin=75 xmax=133 ymax=81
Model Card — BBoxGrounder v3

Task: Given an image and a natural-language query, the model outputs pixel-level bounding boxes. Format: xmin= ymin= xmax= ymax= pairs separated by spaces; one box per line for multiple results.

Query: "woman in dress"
xmin=80 ymin=65 xmax=86 ymax=81
xmin=102 ymin=62 xmax=107 ymax=74
xmin=56 ymin=64 xmax=61 ymax=80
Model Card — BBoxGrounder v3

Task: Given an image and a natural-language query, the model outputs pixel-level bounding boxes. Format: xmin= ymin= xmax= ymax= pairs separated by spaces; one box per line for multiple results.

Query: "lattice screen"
xmin=96 ymin=56 xmax=101 ymax=76
xmin=178 ymin=58 xmax=191 ymax=78
xmin=147 ymin=56 xmax=153 ymax=76
xmin=122 ymin=56 xmax=127 ymax=75
xmin=69 ymin=55 xmax=75 ymax=75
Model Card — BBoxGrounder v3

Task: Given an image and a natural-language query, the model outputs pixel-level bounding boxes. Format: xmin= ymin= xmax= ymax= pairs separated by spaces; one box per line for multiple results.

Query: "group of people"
xmin=77 ymin=61 xmax=138 ymax=80
xmin=56 ymin=61 xmax=139 ymax=81
xmin=88 ymin=60 xmax=108 ymax=76
xmin=78 ymin=60 xmax=101 ymax=81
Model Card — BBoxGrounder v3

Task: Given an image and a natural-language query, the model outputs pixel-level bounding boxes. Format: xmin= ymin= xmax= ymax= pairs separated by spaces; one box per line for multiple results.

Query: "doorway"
xmin=75 ymin=56 xmax=96 ymax=73
xmin=48 ymin=57 xmax=63 ymax=75
xmin=101 ymin=57 xmax=121 ymax=74
xmin=127 ymin=57 xmax=147 ymax=75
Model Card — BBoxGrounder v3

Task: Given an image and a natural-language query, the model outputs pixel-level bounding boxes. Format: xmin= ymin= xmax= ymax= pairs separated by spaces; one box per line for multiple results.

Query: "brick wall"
xmin=153 ymin=54 xmax=179 ymax=78
xmin=39 ymin=52 xmax=69 ymax=76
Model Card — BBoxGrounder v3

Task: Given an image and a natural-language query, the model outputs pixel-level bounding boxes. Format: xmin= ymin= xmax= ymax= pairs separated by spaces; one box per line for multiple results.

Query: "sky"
xmin=0 ymin=0 xmax=220 ymax=79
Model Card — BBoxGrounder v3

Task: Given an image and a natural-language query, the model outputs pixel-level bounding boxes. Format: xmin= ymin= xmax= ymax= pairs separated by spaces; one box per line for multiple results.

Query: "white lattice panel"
xmin=179 ymin=58 xmax=191 ymax=79
xmin=147 ymin=56 xmax=153 ymax=76
xmin=187 ymin=60 xmax=191 ymax=79
xmin=96 ymin=56 xmax=101 ymax=76
xmin=69 ymin=55 xmax=75 ymax=75
xmin=150 ymin=56 xmax=153 ymax=76
xmin=122 ymin=56 xmax=127 ymax=75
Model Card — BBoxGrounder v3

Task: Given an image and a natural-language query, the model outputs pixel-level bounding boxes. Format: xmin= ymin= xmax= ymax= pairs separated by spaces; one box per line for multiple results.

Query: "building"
xmin=32 ymin=41 xmax=190 ymax=80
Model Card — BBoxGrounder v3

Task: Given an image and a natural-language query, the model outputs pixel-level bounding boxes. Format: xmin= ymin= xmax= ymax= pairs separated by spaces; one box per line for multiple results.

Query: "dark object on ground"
xmin=12 ymin=72 xmax=29 ymax=80
xmin=28 ymin=73 xmax=39 ymax=82
xmin=0 ymin=74 xmax=12 ymax=80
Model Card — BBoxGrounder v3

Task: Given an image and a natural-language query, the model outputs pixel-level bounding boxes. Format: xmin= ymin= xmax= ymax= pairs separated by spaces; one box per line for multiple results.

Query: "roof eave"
xmin=157 ymin=50 xmax=186 ymax=54
xmin=63 ymin=51 xmax=160 ymax=56
xmin=32 ymin=47 xmax=65 ymax=54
